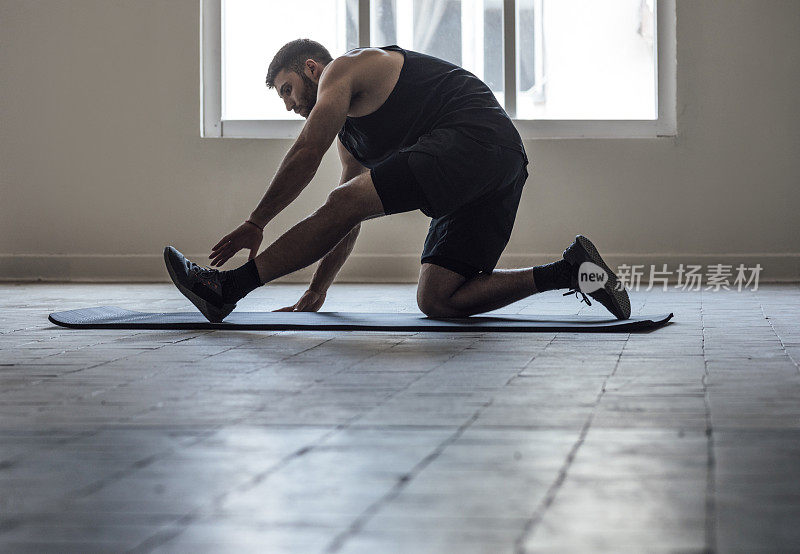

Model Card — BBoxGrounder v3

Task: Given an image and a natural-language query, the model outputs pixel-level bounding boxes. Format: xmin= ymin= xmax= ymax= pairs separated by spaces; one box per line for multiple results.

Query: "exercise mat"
xmin=49 ymin=307 xmax=673 ymax=332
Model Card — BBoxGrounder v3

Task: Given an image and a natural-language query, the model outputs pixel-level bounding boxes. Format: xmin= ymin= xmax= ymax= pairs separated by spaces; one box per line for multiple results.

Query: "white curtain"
xmin=413 ymin=0 xmax=450 ymax=52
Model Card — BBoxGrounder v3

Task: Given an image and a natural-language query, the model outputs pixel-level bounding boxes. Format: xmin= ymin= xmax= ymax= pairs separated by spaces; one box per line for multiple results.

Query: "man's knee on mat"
xmin=417 ymin=296 xmax=465 ymax=318
xmin=417 ymin=263 xmax=469 ymax=318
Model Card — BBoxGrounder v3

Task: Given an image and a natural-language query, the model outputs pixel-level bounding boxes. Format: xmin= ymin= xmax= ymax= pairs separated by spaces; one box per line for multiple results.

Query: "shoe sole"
xmin=163 ymin=247 xmax=235 ymax=323
xmin=563 ymin=235 xmax=631 ymax=320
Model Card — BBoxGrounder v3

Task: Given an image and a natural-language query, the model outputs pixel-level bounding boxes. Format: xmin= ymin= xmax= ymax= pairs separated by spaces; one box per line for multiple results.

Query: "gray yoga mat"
xmin=49 ymin=307 xmax=673 ymax=332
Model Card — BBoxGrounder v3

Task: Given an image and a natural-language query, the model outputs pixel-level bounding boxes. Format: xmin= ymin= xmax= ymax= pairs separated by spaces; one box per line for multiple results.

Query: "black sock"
xmin=532 ymin=259 xmax=572 ymax=292
xmin=220 ymin=259 xmax=263 ymax=303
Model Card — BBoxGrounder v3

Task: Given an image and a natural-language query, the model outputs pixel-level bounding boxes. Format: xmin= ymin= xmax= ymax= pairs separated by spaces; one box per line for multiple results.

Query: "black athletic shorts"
xmin=370 ymin=129 xmax=529 ymax=280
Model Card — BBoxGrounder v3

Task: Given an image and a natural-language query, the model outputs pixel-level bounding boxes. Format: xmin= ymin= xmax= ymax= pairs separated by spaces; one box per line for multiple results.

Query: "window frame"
xmin=201 ymin=0 xmax=676 ymax=139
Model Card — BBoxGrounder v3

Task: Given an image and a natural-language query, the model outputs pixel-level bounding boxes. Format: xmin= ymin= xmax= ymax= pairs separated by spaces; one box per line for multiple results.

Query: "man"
xmin=164 ymin=39 xmax=630 ymax=323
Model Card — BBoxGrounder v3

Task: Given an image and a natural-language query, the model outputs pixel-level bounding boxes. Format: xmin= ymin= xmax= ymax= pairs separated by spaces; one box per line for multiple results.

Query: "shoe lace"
xmin=190 ymin=262 xmax=218 ymax=280
xmin=563 ymin=288 xmax=592 ymax=306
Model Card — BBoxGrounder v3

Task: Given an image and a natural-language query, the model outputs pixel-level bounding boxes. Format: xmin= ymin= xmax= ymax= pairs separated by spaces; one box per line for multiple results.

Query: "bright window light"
xmin=212 ymin=0 xmax=667 ymax=134
xmin=520 ymin=0 xmax=656 ymax=119
xmin=222 ymin=0 xmax=358 ymax=120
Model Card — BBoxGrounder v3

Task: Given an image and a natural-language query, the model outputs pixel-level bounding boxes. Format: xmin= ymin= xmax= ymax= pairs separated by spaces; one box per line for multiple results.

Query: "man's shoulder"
xmin=325 ymin=48 xmax=405 ymax=117
xmin=330 ymin=47 xmax=403 ymax=82
xmin=335 ymin=46 xmax=397 ymax=63
xmin=318 ymin=50 xmax=368 ymax=93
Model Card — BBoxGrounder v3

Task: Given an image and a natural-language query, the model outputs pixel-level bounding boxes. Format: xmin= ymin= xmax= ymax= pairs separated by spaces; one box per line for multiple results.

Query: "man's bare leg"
xmin=252 ymin=172 xmax=385 ymax=284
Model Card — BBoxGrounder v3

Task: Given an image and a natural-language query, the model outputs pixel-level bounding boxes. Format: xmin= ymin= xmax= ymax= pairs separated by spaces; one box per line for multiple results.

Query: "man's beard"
xmin=299 ymin=72 xmax=318 ymax=117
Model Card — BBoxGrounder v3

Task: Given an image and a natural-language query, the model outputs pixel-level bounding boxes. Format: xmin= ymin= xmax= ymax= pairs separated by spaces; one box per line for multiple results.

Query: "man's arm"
xmin=249 ymin=60 xmax=354 ymax=228
xmin=273 ymin=140 xmax=367 ymax=311
xmin=307 ymin=139 xmax=368 ymax=292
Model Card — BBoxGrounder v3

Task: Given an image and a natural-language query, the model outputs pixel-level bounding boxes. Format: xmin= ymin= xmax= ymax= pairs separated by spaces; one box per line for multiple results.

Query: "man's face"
xmin=275 ymin=62 xmax=319 ymax=119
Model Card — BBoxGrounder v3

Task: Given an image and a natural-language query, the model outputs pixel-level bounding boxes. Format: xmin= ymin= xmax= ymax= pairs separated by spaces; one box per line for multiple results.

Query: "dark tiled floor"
xmin=0 ymin=283 xmax=798 ymax=553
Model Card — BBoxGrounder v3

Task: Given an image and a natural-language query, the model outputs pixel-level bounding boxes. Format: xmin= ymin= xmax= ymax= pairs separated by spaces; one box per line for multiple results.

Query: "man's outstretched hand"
xmin=274 ymin=290 xmax=326 ymax=312
xmin=209 ymin=221 xmax=263 ymax=267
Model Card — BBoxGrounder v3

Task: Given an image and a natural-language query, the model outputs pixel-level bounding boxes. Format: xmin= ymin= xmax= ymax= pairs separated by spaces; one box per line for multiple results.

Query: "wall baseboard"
xmin=0 ymin=253 xmax=798 ymax=283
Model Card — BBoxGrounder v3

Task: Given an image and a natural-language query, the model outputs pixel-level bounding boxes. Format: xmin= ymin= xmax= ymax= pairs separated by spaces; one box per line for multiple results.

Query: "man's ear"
xmin=305 ymin=59 xmax=317 ymax=76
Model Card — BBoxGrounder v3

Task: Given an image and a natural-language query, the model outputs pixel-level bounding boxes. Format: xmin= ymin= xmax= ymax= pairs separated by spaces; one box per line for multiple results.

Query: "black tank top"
xmin=338 ymin=45 xmax=528 ymax=169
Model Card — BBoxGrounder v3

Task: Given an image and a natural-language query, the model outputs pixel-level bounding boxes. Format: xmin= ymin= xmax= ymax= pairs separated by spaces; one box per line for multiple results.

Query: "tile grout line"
xmin=700 ymin=289 xmax=718 ymax=554
xmin=0 ymin=330 xmax=216 ymax=397
xmin=511 ymin=345 xmax=627 ymax=553
xmin=503 ymin=333 xmax=559 ymax=387
xmin=125 ymin=421 xmax=351 ymax=554
xmin=511 ymin=295 xmax=642 ymax=553
xmin=115 ymin=335 xmax=332 ymax=425
xmin=324 ymin=396 xmax=495 ymax=553
xmin=322 ymin=335 xmax=489 ymax=552
xmin=757 ymin=293 xmax=800 ymax=375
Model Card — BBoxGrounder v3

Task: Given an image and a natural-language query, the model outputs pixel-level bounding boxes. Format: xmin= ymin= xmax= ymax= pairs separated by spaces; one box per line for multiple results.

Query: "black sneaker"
xmin=561 ymin=235 xmax=631 ymax=320
xmin=163 ymin=246 xmax=236 ymax=323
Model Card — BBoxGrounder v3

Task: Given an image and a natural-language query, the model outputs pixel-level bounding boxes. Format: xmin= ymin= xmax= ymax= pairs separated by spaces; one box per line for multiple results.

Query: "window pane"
xmin=221 ymin=0 xmax=656 ymax=122
xmin=222 ymin=0 xmax=358 ymax=120
xmin=371 ymin=0 xmax=505 ymax=107
xmin=517 ymin=0 xmax=657 ymax=120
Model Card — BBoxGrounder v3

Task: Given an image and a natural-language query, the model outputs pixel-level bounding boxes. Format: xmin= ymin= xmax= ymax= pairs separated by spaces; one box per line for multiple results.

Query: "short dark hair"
xmin=265 ymin=39 xmax=333 ymax=89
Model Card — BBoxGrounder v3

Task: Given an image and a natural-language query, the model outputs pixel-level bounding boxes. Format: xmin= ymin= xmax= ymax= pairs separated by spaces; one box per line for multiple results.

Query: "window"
xmin=222 ymin=0 xmax=358 ymax=121
xmin=202 ymin=0 xmax=675 ymax=138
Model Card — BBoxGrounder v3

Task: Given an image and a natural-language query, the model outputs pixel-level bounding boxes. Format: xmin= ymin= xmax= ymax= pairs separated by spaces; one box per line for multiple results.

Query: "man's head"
xmin=266 ymin=39 xmax=333 ymax=118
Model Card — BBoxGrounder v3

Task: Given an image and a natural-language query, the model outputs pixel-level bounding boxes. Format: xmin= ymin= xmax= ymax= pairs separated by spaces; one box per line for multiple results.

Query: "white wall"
xmin=1 ymin=0 xmax=798 ymax=283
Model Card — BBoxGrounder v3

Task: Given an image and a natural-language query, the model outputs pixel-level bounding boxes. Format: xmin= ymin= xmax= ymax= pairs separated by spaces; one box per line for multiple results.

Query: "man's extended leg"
xmin=251 ymin=172 xmax=384 ymax=284
xmin=164 ymin=172 xmax=385 ymax=322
